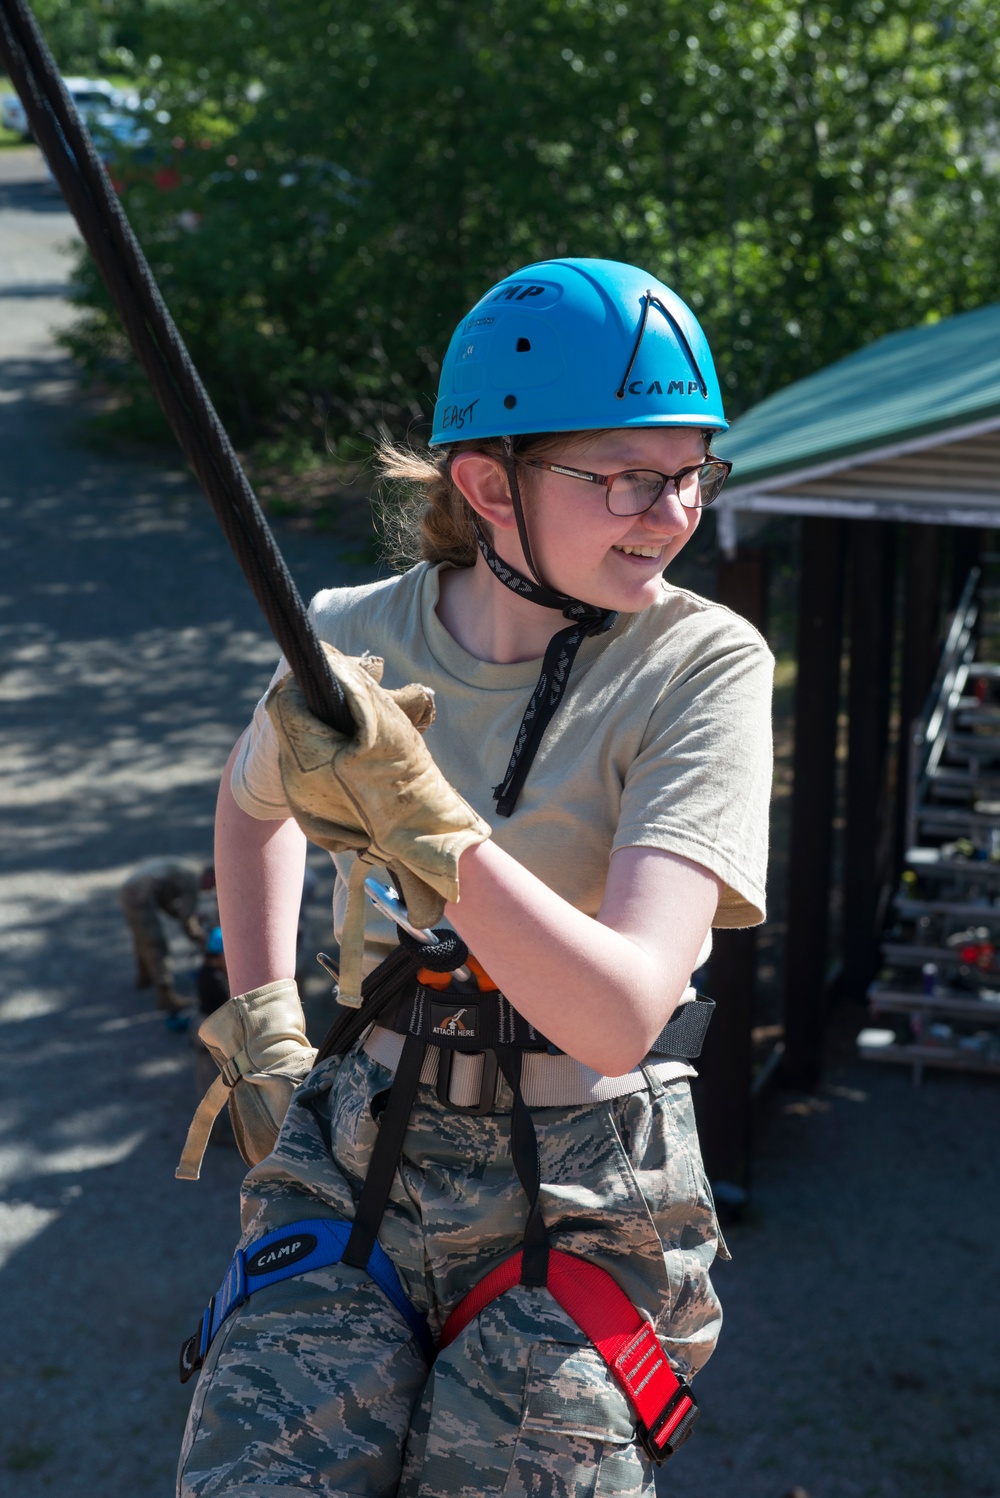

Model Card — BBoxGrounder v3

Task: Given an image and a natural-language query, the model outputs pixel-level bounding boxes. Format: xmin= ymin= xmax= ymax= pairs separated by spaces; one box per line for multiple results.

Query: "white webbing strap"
xmin=337 ymin=859 xmax=370 ymax=1008
xmin=175 ymin=1072 xmax=231 ymax=1181
xmin=362 ymin=1026 xmax=694 ymax=1108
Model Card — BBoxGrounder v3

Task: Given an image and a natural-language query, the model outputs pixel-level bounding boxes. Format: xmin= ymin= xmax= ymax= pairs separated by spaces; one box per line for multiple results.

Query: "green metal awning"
xmin=714 ymin=301 xmax=1000 ymax=539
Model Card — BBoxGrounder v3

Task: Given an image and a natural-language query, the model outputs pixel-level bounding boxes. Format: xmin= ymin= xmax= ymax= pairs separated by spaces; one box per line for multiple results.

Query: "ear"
xmin=449 ymin=451 xmax=519 ymax=534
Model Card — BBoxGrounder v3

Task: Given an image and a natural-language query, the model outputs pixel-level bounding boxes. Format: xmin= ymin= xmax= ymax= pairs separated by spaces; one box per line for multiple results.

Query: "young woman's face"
xmin=519 ymin=426 xmax=707 ymax=612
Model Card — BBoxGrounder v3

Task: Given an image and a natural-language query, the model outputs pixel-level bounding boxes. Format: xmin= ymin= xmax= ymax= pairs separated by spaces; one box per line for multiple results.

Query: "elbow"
xmin=574 ymin=1026 xmax=666 ymax=1079
xmin=596 ymin=1041 xmax=657 ymax=1077
xmin=577 ymin=986 xmax=683 ymax=1077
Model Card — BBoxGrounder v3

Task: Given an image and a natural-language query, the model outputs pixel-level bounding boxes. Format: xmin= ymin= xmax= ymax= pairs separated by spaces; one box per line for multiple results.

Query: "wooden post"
xmin=693 ymin=546 xmax=767 ymax=1192
xmin=894 ymin=524 xmax=944 ymax=868
xmin=842 ymin=521 xmax=897 ymax=1002
xmin=900 ymin=524 xmax=944 ymax=738
xmin=695 ymin=929 xmax=757 ymax=1193
xmin=781 ymin=517 xmax=847 ymax=1091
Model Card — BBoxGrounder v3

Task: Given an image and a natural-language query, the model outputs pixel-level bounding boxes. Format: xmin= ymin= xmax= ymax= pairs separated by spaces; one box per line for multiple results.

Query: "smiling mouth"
xmin=614 ymin=544 xmax=663 ymax=559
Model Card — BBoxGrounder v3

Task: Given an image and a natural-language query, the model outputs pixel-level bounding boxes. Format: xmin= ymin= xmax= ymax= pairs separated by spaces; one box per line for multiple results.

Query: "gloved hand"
xmin=265 ymin=642 xmax=491 ymax=930
xmin=175 ymin=979 xmax=316 ymax=1179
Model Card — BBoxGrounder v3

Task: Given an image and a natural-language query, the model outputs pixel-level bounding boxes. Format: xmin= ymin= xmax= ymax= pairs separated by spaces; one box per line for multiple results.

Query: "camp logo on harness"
xmin=246 ymin=1233 xmax=318 ymax=1277
xmin=431 ymin=1004 xmax=479 ymax=1040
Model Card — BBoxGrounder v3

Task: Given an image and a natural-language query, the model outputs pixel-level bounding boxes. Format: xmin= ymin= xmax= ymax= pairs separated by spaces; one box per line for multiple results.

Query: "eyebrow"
xmin=577 ymin=450 xmax=708 ymax=470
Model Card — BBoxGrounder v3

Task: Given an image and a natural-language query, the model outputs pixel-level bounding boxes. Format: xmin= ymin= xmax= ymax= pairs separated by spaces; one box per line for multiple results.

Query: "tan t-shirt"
xmin=232 ymin=562 xmax=773 ymax=978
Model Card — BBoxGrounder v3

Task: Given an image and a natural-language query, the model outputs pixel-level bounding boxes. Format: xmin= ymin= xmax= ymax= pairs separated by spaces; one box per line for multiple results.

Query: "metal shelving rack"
xmin=860 ymin=565 xmax=1000 ymax=1084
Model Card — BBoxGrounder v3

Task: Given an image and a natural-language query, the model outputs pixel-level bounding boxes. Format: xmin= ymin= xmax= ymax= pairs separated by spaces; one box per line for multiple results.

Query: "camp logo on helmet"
xmin=246 ymin=1234 xmax=318 ymax=1276
xmin=625 ymin=379 xmax=706 ymax=398
xmin=439 ymin=397 xmax=479 ymax=432
xmin=431 ymin=1004 xmax=478 ymax=1039
xmin=491 ymin=282 xmax=546 ymax=302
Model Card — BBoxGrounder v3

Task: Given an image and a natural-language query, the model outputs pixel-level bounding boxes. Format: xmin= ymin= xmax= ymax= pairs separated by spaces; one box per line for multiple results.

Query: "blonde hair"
xmin=374 ymin=430 xmax=613 ymax=571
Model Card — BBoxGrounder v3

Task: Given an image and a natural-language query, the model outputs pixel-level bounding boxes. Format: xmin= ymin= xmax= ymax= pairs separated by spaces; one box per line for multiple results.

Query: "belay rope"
xmin=0 ymin=0 xmax=353 ymax=739
xmin=1 ymin=0 xmax=597 ymax=815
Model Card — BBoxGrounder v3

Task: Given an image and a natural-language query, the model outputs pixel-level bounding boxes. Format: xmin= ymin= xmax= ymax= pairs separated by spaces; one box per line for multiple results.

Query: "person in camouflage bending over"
xmin=177 ymin=260 xmax=773 ymax=1496
xmin=119 ymin=857 xmax=213 ymax=1014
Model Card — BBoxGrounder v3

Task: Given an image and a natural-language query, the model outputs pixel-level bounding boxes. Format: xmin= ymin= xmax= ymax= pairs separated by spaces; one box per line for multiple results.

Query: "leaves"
xmin=59 ymin=0 xmax=1000 ymax=447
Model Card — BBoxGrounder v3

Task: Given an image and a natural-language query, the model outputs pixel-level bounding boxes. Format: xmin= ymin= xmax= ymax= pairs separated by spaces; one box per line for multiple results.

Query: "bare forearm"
xmin=445 ymin=840 xmax=719 ymax=1075
xmin=215 ymin=739 xmax=308 ymax=995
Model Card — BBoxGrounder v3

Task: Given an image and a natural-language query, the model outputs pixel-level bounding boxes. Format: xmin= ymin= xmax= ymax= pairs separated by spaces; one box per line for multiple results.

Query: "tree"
xmin=60 ymin=0 xmax=1000 ymax=449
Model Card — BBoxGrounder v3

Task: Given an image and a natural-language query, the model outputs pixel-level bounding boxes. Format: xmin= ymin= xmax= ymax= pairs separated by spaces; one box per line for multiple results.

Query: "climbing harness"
xmin=181 ymin=925 xmax=713 ymax=1463
xmin=179 ymin=1216 xmax=434 ymax=1383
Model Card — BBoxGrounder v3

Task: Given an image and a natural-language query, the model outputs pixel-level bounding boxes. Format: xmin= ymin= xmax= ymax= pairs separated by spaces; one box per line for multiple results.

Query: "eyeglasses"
xmin=521 ymin=455 xmax=732 ymax=515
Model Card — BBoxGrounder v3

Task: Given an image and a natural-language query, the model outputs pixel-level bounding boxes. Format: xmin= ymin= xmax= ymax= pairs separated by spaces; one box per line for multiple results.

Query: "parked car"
xmin=1 ymin=76 xmax=136 ymax=140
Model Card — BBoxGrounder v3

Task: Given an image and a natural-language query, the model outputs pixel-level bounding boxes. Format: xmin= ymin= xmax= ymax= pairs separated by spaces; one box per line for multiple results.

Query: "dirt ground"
xmin=2 ymin=146 xmax=998 ymax=1498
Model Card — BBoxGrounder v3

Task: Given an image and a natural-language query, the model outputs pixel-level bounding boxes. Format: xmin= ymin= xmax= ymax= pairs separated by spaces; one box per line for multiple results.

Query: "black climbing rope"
xmin=0 ymin=0 xmax=355 ymax=737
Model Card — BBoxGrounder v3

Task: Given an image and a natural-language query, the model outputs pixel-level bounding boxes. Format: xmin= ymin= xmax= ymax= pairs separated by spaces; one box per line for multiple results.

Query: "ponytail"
xmin=374 ymin=428 xmax=617 ymax=571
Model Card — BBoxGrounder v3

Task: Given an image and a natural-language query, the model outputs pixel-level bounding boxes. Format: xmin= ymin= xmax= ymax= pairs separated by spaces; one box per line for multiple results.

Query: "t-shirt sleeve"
xmin=229 ymin=659 xmax=292 ymax=820
xmin=611 ymin=631 xmax=774 ymax=927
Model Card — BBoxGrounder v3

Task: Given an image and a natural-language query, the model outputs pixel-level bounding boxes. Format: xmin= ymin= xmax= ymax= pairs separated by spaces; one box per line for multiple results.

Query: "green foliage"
xmin=62 ymin=0 xmax=1000 ymax=449
xmin=7 ymin=0 xmax=156 ymax=76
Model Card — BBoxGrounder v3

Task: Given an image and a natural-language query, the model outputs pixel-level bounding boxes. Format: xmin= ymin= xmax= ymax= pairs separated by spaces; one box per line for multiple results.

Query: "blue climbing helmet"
xmin=429 ymin=256 xmax=726 ymax=445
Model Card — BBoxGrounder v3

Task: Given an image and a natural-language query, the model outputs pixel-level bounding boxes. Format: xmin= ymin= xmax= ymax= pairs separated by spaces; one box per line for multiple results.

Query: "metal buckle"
xmin=220 ymin=1056 xmax=243 ymax=1089
xmin=436 ymin=1048 xmax=499 ymax=1114
xmin=636 ymin=1381 xmax=699 ymax=1465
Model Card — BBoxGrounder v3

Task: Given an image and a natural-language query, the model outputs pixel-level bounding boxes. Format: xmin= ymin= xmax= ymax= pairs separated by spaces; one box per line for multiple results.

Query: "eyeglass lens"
xmin=606 ymin=462 xmax=729 ymax=516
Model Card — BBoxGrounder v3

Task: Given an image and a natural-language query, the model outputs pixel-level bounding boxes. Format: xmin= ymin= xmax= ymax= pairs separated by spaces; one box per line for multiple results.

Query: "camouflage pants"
xmin=178 ymin=1048 xmax=725 ymax=1498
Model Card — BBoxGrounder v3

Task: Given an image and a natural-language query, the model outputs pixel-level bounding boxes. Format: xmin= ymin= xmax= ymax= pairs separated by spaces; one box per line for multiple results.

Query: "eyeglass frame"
xmin=520 ymin=453 xmax=733 ymax=514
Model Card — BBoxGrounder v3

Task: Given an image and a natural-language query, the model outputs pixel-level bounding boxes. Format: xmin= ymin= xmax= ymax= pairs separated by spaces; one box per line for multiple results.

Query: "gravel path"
xmin=0 ymin=146 xmax=360 ymax=1495
xmin=2 ymin=145 xmax=998 ymax=1498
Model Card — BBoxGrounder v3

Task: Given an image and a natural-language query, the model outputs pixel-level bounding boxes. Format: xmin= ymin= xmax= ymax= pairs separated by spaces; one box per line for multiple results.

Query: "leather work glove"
xmin=265 ymin=643 xmax=491 ymax=931
xmin=175 ymin=979 xmax=316 ymax=1180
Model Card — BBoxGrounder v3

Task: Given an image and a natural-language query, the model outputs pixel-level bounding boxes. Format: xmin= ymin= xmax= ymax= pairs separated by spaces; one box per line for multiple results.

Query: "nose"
xmin=640 ymin=483 xmax=691 ymax=534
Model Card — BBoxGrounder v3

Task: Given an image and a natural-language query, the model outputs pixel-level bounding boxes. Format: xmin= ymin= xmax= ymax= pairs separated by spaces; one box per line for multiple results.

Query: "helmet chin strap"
xmin=466 ymin=439 xmax=618 ymax=818
xmin=501 ymin=435 xmax=546 ymax=589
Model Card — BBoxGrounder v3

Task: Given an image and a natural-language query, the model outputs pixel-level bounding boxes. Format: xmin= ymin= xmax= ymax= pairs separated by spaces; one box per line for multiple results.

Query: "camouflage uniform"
xmin=119 ymin=858 xmax=203 ymax=1011
xmin=179 ymin=1045 xmax=725 ymax=1497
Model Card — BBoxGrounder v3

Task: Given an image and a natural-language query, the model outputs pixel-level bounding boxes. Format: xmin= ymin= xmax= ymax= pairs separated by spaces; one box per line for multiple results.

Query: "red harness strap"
xmin=439 ymin=1248 xmax=698 ymax=1463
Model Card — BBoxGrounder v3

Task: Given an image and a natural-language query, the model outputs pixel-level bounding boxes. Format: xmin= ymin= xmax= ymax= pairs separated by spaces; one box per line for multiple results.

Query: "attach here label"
xmin=430 ymin=1003 xmax=479 ymax=1040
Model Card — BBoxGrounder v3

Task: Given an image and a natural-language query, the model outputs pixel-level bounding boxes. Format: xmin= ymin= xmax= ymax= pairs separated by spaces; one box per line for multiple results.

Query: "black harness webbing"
xmin=316 ymin=941 xmax=715 ymax=1072
xmin=342 ymin=1033 xmax=426 ymax=1272
xmin=499 ymin=1049 xmax=550 ymax=1286
xmin=0 ymin=0 xmax=353 ymax=739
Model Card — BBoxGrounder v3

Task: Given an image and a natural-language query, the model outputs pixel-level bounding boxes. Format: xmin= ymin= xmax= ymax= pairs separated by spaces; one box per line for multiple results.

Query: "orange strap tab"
xmin=415 ymin=954 xmax=498 ymax=992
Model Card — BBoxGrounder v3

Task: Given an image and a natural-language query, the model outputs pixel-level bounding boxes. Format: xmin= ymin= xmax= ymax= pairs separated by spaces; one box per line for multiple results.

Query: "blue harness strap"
xmin=179 ymin=1217 xmax=433 ymax=1381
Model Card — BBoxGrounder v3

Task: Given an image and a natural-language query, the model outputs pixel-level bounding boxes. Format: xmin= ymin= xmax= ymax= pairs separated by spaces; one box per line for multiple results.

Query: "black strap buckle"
xmin=178 ymin=1319 xmax=204 ymax=1385
xmin=636 ymin=1381 xmax=699 ymax=1465
xmin=436 ymin=1048 xmax=499 ymax=1114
